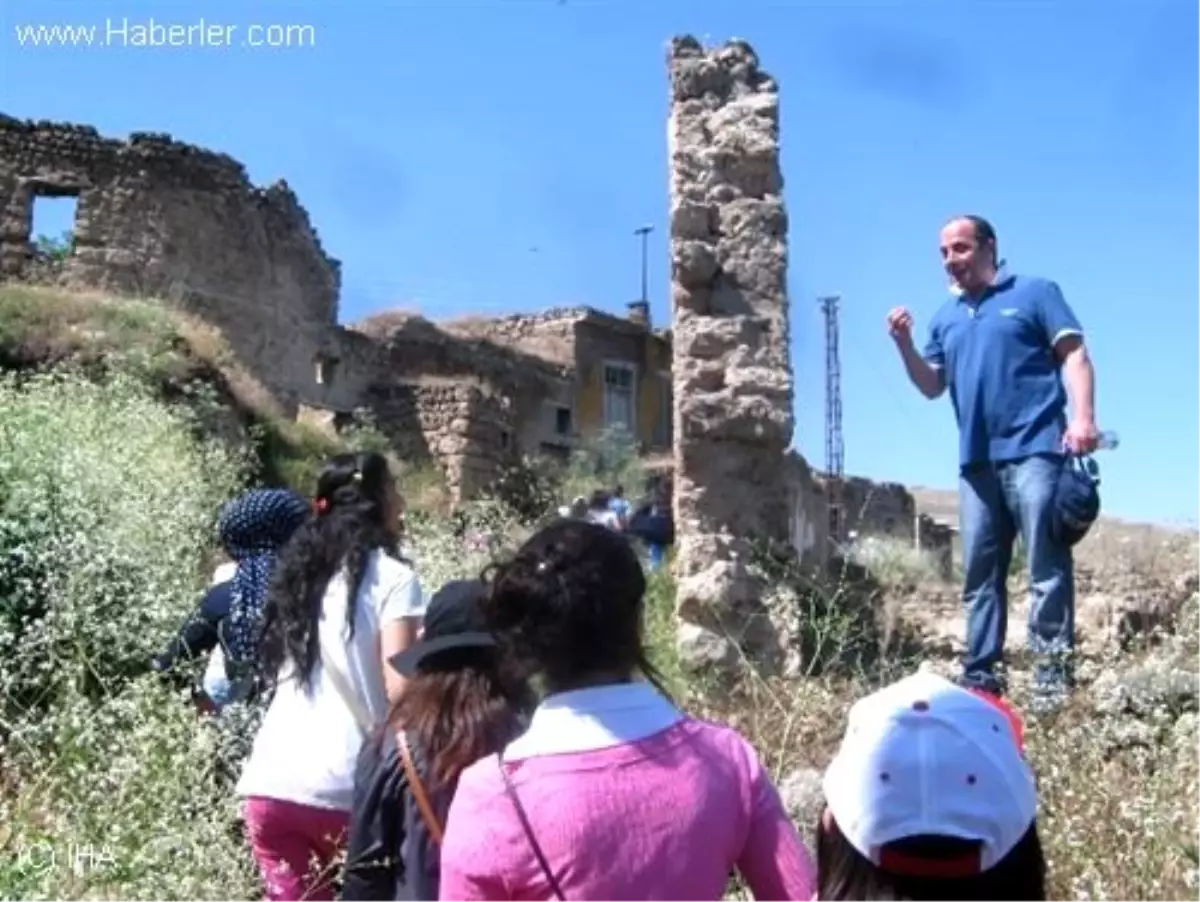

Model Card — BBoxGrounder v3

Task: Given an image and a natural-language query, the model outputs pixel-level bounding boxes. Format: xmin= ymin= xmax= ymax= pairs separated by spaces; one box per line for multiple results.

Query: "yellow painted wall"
xmin=575 ymin=369 xmax=604 ymax=436
xmin=571 ymin=331 xmax=672 ymax=449
xmin=636 ymin=369 xmax=671 ymax=448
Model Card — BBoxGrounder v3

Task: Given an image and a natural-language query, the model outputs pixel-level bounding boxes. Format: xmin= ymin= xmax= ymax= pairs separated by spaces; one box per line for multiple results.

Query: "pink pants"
xmin=243 ymin=796 xmax=350 ymax=901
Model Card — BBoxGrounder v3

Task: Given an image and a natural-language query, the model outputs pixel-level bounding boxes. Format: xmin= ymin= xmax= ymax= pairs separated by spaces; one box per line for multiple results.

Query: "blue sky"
xmin=4 ymin=0 xmax=1196 ymax=525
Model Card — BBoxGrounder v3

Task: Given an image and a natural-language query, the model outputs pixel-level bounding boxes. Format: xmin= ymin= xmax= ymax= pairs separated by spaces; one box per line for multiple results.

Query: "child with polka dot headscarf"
xmin=212 ymin=487 xmax=312 ymax=704
xmin=150 ymin=487 xmax=310 ymax=711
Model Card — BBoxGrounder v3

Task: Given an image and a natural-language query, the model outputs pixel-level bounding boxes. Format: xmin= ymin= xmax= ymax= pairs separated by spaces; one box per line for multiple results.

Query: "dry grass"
xmin=709 ymin=671 xmax=1197 ymax=900
xmin=0 ymin=284 xmax=277 ymax=419
xmin=171 ymin=314 xmax=285 ymax=421
xmin=0 ymin=283 xmax=352 ymax=493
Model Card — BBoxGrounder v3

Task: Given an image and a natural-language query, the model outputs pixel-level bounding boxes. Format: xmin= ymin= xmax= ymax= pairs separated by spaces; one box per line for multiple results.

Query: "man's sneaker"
xmin=1029 ymin=680 xmax=1069 ymax=716
xmin=954 ymin=670 xmax=1008 ymax=698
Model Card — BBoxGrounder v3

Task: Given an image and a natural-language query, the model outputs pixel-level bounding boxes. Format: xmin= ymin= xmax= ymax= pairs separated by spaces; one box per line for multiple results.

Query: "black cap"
xmin=1052 ymin=454 xmax=1101 ymax=547
xmin=388 ymin=579 xmax=496 ymax=676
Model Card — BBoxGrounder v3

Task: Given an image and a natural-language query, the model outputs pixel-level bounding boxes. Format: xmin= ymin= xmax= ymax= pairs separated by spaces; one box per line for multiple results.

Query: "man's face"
xmin=939 ymin=218 xmax=993 ymax=293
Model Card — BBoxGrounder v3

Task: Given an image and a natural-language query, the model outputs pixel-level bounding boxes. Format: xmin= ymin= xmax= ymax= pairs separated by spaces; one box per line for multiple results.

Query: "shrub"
xmin=0 ymin=365 xmax=255 ymax=899
xmin=559 ymin=426 xmax=647 ymax=503
xmin=847 ymin=534 xmax=949 ymax=588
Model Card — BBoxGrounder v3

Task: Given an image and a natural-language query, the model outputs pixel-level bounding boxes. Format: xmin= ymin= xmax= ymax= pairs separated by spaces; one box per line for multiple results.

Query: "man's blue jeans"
xmin=959 ymin=453 xmax=1075 ymax=694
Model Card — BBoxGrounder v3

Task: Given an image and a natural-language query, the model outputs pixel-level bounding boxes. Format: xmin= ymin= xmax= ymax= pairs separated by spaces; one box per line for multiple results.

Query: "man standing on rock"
xmin=887 ymin=214 xmax=1099 ymax=708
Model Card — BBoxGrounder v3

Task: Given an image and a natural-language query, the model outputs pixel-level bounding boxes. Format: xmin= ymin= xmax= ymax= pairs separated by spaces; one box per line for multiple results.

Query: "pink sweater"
xmin=439 ymin=708 xmax=817 ymax=900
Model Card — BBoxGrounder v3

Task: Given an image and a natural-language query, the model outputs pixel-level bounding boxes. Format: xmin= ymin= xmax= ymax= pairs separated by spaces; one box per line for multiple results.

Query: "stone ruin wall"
xmin=0 ymin=115 xmax=362 ymax=412
xmin=838 ymin=476 xmax=918 ymax=540
xmin=365 ymin=381 xmax=515 ymax=500
xmin=821 ymin=474 xmax=956 ymax=579
xmin=353 ymin=313 xmax=573 ymax=501
xmin=787 ymin=453 xmax=830 ymax=568
xmin=441 ymin=308 xmax=584 ymax=367
xmin=667 ymin=37 xmax=796 ymax=666
xmin=0 ymin=115 xmax=573 ymax=500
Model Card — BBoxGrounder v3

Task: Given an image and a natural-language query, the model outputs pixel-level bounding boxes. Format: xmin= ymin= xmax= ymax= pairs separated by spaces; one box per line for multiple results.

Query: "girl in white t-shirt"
xmin=236 ymin=451 xmax=426 ymax=902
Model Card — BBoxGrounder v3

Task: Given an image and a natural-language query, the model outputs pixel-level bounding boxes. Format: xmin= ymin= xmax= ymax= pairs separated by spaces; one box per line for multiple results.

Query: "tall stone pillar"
xmin=667 ymin=36 xmax=795 ymax=668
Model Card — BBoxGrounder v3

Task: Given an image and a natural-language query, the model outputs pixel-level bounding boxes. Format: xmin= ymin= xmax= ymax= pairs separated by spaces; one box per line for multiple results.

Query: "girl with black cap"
xmin=342 ymin=579 xmax=532 ymax=900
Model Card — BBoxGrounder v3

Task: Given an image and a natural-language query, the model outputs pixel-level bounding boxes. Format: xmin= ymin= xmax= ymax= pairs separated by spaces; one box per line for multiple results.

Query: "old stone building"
xmin=0 ymin=114 xmax=667 ymax=501
xmin=441 ymin=302 xmax=674 ymax=456
xmin=0 ymin=115 xmax=352 ymax=411
xmin=0 ymin=116 xmax=552 ymax=498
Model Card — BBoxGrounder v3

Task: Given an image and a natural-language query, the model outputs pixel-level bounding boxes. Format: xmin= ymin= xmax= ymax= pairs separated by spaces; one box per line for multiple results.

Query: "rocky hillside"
xmin=898 ymin=483 xmax=1198 ymax=674
xmin=912 ymin=483 xmax=1197 ymax=580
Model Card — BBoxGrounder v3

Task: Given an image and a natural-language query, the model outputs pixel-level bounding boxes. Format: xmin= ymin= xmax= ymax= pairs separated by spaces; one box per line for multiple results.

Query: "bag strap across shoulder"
xmin=498 ymin=752 xmax=566 ymax=901
xmin=398 ymin=730 xmax=445 ymax=845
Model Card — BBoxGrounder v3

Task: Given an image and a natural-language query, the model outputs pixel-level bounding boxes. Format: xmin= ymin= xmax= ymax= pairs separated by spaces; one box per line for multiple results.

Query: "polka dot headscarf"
xmin=219 ymin=488 xmax=311 ymax=670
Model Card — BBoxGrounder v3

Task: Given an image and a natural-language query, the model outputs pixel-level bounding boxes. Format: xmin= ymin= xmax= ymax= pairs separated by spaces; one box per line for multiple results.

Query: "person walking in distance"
xmin=886 ymin=215 xmax=1099 ymax=708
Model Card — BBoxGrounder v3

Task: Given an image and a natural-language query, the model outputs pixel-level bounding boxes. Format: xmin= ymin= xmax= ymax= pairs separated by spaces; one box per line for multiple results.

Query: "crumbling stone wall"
xmin=357 ymin=312 xmax=572 ymax=499
xmin=0 ymin=115 xmax=342 ymax=408
xmin=368 ymin=380 xmax=517 ymax=502
xmin=837 ymin=476 xmax=917 ymax=541
xmin=0 ymin=113 xmax=573 ymax=495
xmin=821 ymin=473 xmax=956 ymax=577
xmin=787 ymin=453 xmax=829 ymax=568
xmin=441 ymin=308 xmax=584 ymax=366
xmin=667 ymin=36 xmax=795 ymax=666
xmin=916 ymin=513 xmax=955 ymax=580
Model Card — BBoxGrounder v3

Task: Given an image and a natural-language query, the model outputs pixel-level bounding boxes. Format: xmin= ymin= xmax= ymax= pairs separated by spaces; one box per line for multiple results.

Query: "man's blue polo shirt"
xmin=922 ymin=273 xmax=1083 ymax=469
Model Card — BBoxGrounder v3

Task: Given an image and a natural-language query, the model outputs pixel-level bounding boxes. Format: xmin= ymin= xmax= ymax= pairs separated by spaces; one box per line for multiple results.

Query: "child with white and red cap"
xmin=817 ymin=670 xmax=1046 ymax=900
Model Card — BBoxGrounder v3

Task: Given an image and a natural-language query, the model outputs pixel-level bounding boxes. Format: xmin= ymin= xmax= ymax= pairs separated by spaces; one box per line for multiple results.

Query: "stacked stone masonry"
xmin=0 ymin=115 xmax=347 ymax=410
xmin=368 ymin=380 xmax=519 ymax=500
xmin=0 ymin=114 xmax=577 ymax=502
xmin=667 ymin=36 xmax=796 ymax=666
xmin=819 ymin=473 xmax=956 ymax=579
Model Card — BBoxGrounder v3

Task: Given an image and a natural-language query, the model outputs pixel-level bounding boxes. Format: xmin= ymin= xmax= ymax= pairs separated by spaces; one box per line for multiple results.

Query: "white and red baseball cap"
xmin=822 ymin=670 xmax=1038 ymax=877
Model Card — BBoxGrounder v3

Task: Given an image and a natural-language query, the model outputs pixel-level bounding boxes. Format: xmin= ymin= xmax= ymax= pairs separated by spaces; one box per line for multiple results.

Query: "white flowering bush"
xmin=406 ymin=498 xmax=533 ymax=592
xmin=0 ymin=366 xmax=256 ymax=899
xmin=0 ymin=368 xmax=249 ymax=718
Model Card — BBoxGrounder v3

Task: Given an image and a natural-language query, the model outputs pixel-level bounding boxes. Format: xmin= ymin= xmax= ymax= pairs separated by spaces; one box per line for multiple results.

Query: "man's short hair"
xmin=951 ymin=214 xmax=999 ymax=265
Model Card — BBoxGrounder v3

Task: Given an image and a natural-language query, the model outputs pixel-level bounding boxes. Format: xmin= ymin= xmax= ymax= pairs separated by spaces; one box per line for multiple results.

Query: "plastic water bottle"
xmin=1096 ymin=430 xmax=1119 ymax=450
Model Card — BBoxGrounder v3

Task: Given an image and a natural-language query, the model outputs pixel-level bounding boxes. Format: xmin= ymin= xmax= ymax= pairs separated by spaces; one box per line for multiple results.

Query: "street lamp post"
xmin=634 ymin=224 xmax=654 ymax=303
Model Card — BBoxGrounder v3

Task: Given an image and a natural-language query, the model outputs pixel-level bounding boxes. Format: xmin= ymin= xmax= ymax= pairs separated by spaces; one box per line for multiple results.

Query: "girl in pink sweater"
xmin=438 ymin=519 xmax=818 ymax=901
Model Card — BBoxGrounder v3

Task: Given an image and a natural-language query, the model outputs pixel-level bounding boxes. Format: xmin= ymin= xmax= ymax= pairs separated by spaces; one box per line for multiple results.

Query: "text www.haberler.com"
xmin=14 ymin=18 xmax=317 ymax=50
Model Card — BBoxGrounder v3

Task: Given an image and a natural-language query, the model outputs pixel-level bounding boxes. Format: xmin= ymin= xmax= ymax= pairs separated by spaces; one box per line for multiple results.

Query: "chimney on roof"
xmin=627 ymin=300 xmax=651 ymax=328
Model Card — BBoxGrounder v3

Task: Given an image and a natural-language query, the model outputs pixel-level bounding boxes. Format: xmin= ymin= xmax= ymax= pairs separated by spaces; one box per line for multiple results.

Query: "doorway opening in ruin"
xmin=29 ymin=192 xmax=79 ymax=271
xmin=313 ymin=352 xmax=340 ymax=387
